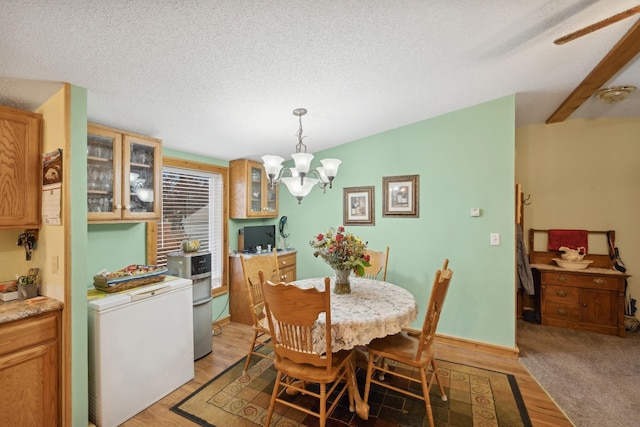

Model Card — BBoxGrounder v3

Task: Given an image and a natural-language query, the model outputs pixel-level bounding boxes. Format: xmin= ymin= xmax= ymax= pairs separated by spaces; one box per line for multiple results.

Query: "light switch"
xmin=470 ymin=208 xmax=481 ymax=217
xmin=50 ymin=255 xmax=59 ymax=274
xmin=490 ymin=233 xmax=500 ymax=246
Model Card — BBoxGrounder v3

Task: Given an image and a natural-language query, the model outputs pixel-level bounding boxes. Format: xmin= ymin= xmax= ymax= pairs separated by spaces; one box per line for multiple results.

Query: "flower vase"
xmin=333 ymin=269 xmax=351 ymax=294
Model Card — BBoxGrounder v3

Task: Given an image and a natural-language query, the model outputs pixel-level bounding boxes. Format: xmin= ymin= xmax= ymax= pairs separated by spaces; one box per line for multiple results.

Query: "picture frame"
xmin=343 ymin=186 xmax=375 ymax=226
xmin=382 ymin=175 xmax=419 ymax=217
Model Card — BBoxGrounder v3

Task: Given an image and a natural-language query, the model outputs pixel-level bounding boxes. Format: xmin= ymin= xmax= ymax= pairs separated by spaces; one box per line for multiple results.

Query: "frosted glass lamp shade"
xmin=262 ymin=155 xmax=285 ymax=178
xmin=320 ymin=158 xmax=341 ymax=178
xmin=291 ymin=152 xmax=314 ymax=174
xmin=281 ymin=176 xmax=319 ymax=203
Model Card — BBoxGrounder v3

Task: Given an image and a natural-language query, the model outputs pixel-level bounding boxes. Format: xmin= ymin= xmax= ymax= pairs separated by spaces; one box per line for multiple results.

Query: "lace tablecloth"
xmin=292 ymin=277 xmax=418 ymax=354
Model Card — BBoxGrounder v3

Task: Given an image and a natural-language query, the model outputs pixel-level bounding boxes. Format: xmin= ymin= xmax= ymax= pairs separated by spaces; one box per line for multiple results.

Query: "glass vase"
xmin=333 ymin=269 xmax=351 ymax=294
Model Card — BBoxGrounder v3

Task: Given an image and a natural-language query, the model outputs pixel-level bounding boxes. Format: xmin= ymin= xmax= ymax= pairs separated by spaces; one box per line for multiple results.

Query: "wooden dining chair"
xmin=363 ymin=259 xmax=453 ymax=427
xmin=359 ymin=246 xmax=389 ymax=280
xmin=259 ymin=273 xmax=356 ymax=427
xmin=238 ymin=250 xmax=280 ymax=374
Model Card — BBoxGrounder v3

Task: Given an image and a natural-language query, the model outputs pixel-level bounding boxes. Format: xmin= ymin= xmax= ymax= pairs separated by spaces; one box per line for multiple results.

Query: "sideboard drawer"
xmin=544 ymin=301 xmax=581 ymax=322
xmin=544 ymin=284 xmax=579 ymax=304
xmin=278 ymin=252 xmax=296 ymax=270
xmin=540 ymin=271 xmax=621 ymax=290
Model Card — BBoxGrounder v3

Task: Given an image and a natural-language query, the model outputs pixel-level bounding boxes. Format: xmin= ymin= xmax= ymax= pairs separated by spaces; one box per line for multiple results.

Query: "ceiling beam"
xmin=546 ymin=17 xmax=640 ymax=124
xmin=553 ymin=6 xmax=640 ymax=45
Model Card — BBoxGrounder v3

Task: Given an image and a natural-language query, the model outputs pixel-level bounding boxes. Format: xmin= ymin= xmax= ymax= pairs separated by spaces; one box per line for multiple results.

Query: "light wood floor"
xmin=121 ymin=321 xmax=572 ymax=427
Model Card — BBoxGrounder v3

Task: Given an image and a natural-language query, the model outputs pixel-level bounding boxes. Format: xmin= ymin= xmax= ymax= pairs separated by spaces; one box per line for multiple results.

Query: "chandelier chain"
xmin=294 ymin=108 xmax=307 ymax=153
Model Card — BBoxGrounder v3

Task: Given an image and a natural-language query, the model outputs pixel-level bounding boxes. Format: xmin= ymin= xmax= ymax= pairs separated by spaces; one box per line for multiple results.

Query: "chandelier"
xmin=262 ymin=108 xmax=341 ymax=204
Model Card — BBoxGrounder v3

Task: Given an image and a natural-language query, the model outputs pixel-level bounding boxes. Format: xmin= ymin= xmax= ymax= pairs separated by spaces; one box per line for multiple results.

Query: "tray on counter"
xmin=93 ymin=265 xmax=168 ymax=293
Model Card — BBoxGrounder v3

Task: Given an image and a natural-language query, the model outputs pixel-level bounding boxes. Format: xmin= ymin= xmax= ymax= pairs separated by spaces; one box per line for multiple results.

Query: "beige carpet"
xmin=517 ymin=319 xmax=640 ymax=427
xmin=172 ymin=345 xmax=531 ymax=426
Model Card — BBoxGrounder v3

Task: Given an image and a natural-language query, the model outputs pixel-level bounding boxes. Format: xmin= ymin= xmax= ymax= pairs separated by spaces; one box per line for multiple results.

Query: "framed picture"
xmin=343 ymin=186 xmax=374 ymax=226
xmin=382 ymin=175 xmax=419 ymax=217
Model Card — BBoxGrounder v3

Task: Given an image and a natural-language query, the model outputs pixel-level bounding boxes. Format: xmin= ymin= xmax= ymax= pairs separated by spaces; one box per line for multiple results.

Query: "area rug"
xmin=171 ymin=346 xmax=531 ymax=426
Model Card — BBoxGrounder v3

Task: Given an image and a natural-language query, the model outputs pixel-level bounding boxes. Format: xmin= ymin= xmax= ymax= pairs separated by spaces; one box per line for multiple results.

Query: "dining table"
xmin=291 ymin=276 xmax=418 ymax=420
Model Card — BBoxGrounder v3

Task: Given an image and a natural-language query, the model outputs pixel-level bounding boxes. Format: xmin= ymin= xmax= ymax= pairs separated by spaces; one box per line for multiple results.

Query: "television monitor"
xmin=242 ymin=225 xmax=276 ymax=253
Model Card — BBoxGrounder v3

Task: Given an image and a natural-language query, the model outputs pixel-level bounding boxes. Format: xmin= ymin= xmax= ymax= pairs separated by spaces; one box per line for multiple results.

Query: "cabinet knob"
xmin=124 ymin=205 xmax=131 ymax=210
xmin=556 ymin=289 xmax=567 ymax=297
xmin=116 ymin=204 xmax=122 ymax=209
xmin=557 ymin=308 xmax=567 ymax=316
xmin=582 ymin=303 xmax=587 ymax=307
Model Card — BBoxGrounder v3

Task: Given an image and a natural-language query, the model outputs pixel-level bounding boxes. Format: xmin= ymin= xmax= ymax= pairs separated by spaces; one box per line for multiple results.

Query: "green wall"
xmin=69 ymin=85 xmax=89 ymax=426
xmin=278 ymin=96 xmax=517 ymax=347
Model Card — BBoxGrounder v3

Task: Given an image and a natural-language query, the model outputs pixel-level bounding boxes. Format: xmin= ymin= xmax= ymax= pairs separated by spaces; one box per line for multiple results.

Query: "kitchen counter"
xmin=0 ymin=296 xmax=64 ymax=325
xmin=229 ymin=248 xmax=296 ymax=258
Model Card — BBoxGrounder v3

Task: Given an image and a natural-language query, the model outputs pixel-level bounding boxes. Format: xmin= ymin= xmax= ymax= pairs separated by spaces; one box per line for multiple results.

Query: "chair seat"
xmin=367 ymin=331 xmax=435 ymax=367
xmin=274 ymin=349 xmax=353 ymax=383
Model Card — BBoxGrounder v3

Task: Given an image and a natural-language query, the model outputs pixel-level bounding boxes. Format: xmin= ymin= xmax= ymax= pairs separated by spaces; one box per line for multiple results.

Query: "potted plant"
xmin=17 ymin=268 xmax=39 ymax=300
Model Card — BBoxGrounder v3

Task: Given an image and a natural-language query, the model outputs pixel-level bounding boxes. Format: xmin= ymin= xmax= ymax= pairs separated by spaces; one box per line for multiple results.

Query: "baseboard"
xmin=435 ymin=333 xmax=520 ymax=359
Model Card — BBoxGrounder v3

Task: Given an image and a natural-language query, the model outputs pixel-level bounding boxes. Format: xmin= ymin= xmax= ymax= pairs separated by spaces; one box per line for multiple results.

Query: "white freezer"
xmin=88 ymin=277 xmax=194 ymax=427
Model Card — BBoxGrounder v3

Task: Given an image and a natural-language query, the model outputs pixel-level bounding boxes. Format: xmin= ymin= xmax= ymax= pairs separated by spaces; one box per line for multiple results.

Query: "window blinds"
xmin=157 ymin=167 xmax=223 ymax=288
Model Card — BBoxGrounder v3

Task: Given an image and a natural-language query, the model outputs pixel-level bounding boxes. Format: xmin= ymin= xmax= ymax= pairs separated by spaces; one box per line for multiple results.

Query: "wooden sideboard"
xmin=531 ymin=264 xmax=628 ymax=337
xmin=229 ymin=250 xmax=296 ymax=326
xmin=528 ymin=229 xmax=629 ymax=337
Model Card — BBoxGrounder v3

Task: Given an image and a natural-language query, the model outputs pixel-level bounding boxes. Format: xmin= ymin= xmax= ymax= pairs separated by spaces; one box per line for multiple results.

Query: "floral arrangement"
xmin=310 ymin=226 xmax=371 ymax=276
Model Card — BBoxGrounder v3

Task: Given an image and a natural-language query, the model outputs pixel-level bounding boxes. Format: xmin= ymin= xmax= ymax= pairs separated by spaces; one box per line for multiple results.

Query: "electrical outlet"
xmin=490 ymin=233 xmax=500 ymax=246
xmin=470 ymin=208 xmax=480 ymax=217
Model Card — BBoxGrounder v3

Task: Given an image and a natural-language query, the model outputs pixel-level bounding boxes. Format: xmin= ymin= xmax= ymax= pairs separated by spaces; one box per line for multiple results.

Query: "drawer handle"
xmin=555 ymin=275 xmax=567 ymax=282
xmin=556 ymin=289 xmax=568 ymax=297
xmin=556 ymin=308 xmax=568 ymax=316
xmin=281 ymin=261 xmax=287 ymax=265
xmin=593 ymin=278 xmax=607 ymax=285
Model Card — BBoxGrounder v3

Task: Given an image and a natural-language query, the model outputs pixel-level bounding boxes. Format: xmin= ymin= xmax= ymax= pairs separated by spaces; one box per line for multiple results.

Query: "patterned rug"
xmin=171 ymin=346 xmax=531 ymax=426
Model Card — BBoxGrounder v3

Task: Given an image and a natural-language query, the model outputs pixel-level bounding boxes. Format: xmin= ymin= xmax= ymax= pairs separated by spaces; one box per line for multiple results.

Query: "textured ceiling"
xmin=1 ymin=1 xmax=638 ymax=161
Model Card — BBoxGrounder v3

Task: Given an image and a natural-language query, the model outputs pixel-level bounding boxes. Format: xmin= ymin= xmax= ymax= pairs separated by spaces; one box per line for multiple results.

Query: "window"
xmin=149 ymin=157 xmax=228 ymax=294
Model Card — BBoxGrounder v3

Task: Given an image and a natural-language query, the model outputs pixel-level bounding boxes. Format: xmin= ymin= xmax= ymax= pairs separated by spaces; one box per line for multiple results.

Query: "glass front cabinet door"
xmin=87 ymin=124 xmax=161 ymax=222
xmin=249 ymin=163 xmax=277 ymax=215
xmin=229 ymin=159 xmax=279 ymax=218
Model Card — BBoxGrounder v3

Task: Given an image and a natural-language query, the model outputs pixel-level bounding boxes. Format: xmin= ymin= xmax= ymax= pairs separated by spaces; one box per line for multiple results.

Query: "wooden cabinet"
xmin=0 ymin=105 xmax=42 ymax=229
xmin=229 ymin=159 xmax=278 ymax=218
xmin=278 ymin=251 xmax=296 ymax=282
xmin=229 ymin=251 xmax=296 ymax=325
xmin=536 ymin=266 xmax=628 ymax=337
xmin=0 ymin=310 xmax=61 ymax=426
xmin=87 ymin=123 xmax=161 ymax=223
